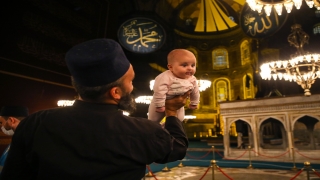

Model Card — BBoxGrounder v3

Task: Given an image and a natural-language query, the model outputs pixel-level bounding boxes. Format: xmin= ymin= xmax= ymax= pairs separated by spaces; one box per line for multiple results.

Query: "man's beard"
xmin=118 ymin=92 xmax=136 ymax=113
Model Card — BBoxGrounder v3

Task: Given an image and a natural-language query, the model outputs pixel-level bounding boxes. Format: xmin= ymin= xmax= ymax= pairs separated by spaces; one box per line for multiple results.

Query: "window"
xmin=213 ymin=78 xmax=231 ymax=107
xmin=216 ymin=80 xmax=228 ymax=102
xmin=314 ymin=23 xmax=320 ymax=35
xmin=243 ymin=74 xmax=254 ymax=99
xmin=240 ymin=40 xmax=250 ymax=65
xmin=212 ymin=49 xmax=228 ymax=70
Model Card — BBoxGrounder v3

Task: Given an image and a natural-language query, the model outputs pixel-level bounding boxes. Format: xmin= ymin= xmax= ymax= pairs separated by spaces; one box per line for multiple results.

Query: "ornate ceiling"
xmin=1 ymin=0 xmax=320 ymax=112
xmin=118 ymin=0 xmax=246 ymax=34
xmin=163 ymin=0 xmax=244 ymax=33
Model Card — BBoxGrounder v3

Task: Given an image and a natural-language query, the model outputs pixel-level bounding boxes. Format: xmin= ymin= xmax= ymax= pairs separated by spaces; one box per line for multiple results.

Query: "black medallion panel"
xmin=118 ymin=17 xmax=166 ymax=54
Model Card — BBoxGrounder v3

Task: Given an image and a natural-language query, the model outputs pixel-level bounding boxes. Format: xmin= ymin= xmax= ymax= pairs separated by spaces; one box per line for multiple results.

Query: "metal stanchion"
xmin=145 ymin=165 xmax=153 ymax=177
xmin=247 ymin=145 xmax=254 ymax=169
xmin=304 ymin=161 xmax=311 ymax=180
xmin=212 ymin=146 xmax=216 ymax=160
xmin=291 ymin=147 xmax=297 ymax=171
xmin=212 ymin=146 xmax=217 ymax=170
xmin=162 ymin=163 xmax=171 ymax=172
xmin=211 ymin=160 xmax=216 ymax=180
xmin=178 ymin=160 xmax=184 ymax=167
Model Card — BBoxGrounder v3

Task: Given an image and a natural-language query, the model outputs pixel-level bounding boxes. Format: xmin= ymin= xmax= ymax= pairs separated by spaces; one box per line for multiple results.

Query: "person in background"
xmin=148 ymin=49 xmax=200 ymax=123
xmin=0 ymin=106 xmax=28 ymax=171
xmin=0 ymin=39 xmax=189 ymax=180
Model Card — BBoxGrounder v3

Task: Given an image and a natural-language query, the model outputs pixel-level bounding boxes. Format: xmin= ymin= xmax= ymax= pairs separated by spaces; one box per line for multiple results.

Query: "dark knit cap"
xmin=65 ymin=38 xmax=131 ymax=87
xmin=0 ymin=106 xmax=29 ymax=117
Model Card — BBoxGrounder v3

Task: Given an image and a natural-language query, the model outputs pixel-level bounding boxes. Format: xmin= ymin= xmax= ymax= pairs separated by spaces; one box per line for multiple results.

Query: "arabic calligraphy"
xmin=244 ymin=13 xmax=273 ymax=36
xmin=118 ymin=18 xmax=165 ymax=53
xmin=240 ymin=5 xmax=288 ymax=38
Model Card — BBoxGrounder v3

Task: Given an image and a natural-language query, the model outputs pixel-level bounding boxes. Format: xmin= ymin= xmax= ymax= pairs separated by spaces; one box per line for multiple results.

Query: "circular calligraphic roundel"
xmin=117 ymin=17 xmax=166 ymax=54
xmin=240 ymin=4 xmax=288 ymax=39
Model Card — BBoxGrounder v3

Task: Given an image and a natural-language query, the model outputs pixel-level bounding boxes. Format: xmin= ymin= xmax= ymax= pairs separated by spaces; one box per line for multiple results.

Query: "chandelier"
xmin=149 ymin=78 xmax=212 ymax=92
xmin=246 ymin=0 xmax=320 ymax=16
xmin=260 ymin=24 xmax=320 ymax=96
xmin=184 ymin=115 xmax=197 ymax=119
xmin=149 ymin=80 xmax=155 ymax=91
xmin=135 ymin=96 xmax=153 ymax=104
xmin=57 ymin=100 xmax=75 ymax=107
xmin=198 ymin=79 xmax=212 ymax=91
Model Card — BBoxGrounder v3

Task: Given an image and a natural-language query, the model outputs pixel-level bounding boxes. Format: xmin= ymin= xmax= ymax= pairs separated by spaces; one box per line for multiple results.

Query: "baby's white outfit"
xmin=148 ymin=70 xmax=200 ymax=122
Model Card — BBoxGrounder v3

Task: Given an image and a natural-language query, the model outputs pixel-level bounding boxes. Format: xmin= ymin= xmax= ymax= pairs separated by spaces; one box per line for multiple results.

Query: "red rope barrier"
xmin=295 ymin=150 xmax=320 ymax=160
xmin=290 ymin=168 xmax=304 ymax=180
xmin=186 ymin=150 xmax=212 ymax=159
xmin=146 ymin=165 xmax=158 ymax=180
xmin=199 ymin=166 xmax=211 ymax=180
xmin=215 ymin=150 xmax=248 ymax=160
xmin=312 ymin=169 xmax=320 ymax=177
xmin=217 ymin=166 xmax=233 ymax=180
xmin=251 ymin=149 xmax=290 ymax=158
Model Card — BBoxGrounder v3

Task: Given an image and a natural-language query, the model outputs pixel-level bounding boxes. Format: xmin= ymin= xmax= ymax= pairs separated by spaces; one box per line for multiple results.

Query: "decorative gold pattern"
xmin=195 ymin=0 xmax=238 ymax=32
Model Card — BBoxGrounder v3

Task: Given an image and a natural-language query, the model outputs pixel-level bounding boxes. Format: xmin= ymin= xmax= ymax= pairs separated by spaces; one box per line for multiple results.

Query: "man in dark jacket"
xmin=0 ymin=39 xmax=189 ymax=180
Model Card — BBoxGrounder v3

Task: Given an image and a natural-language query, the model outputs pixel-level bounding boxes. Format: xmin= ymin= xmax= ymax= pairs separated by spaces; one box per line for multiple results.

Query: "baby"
xmin=148 ymin=49 xmax=200 ymax=123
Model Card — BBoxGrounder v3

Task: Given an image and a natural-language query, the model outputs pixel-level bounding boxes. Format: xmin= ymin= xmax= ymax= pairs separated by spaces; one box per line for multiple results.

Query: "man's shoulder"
xmin=123 ymin=116 xmax=165 ymax=131
xmin=30 ymin=107 xmax=69 ymax=115
xmin=22 ymin=107 xmax=70 ymax=123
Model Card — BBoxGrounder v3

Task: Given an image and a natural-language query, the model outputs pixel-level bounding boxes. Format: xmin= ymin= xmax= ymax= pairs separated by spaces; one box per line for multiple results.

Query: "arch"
xmin=258 ymin=116 xmax=286 ymax=130
xmin=212 ymin=48 xmax=229 ymax=70
xmin=240 ymin=39 xmax=250 ymax=65
xmin=291 ymin=114 xmax=320 ymax=129
xmin=293 ymin=115 xmax=320 ymax=150
xmin=297 ymin=116 xmax=319 ymax=127
xmin=242 ymin=73 xmax=254 ymax=99
xmin=213 ymin=78 xmax=232 ymax=107
xmin=228 ymin=119 xmax=253 ymax=149
xmin=259 ymin=118 xmax=287 ymax=149
xmin=229 ymin=118 xmax=251 ymax=126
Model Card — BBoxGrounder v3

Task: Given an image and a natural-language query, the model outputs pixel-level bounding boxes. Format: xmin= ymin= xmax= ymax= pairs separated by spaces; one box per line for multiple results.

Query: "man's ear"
xmin=8 ymin=117 xmax=20 ymax=131
xmin=109 ymin=87 xmax=122 ymax=100
xmin=7 ymin=117 xmax=16 ymax=126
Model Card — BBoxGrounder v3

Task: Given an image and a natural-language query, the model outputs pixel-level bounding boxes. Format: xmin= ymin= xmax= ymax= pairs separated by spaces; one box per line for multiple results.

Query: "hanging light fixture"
xmin=260 ymin=24 xmax=320 ymax=96
xmin=184 ymin=115 xmax=197 ymax=119
xmin=149 ymin=80 xmax=155 ymax=91
xmin=135 ymin=96 xmax=153 ymax=104
xmin=197 ymin=79 xmax=212 ymax=92
xmin=57 ymin=100 xmax=75 ymax=107
xmin=246 ymin=0 xmax=320 ymax=16
xmin=198 ymin=74 xmax=212 ymax=92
